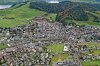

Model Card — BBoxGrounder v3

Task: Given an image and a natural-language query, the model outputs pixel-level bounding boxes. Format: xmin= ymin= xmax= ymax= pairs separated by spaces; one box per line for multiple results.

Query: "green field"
xmin=47 ymin=43 xmax=64 ymax=54
xmin=0 ymin=44 xmax=8 ymax=50
xmin=0 ymin=3 xmax=56 ymax=27
xmin=82 ymin=60 xmax=100 ymax=66
xmin=75 ymin=21 xmax=100 ymax=27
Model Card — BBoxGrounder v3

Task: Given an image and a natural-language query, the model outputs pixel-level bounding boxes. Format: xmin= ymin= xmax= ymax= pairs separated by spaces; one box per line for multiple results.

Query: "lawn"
xmin=47 ymin=43 xmax=64 ymax=54
xmin=0 ymin=19 xmax=27 ymax=27
xmin=0 ymin=44 xmax=8 ymax=50
xmin=82 ymin=60 xmax=100 ymax=66
xmin=0 ymin=2 xmax=57 ymax=27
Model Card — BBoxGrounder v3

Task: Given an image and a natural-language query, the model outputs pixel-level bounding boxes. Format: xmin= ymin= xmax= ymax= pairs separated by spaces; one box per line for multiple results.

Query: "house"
xmin=63 ymin=45 xmax=69 ymax=52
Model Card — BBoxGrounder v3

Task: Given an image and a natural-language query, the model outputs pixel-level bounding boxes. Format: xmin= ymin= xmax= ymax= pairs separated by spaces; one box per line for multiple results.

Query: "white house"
xmin=63 ymin=46 xmax=69 ymax=51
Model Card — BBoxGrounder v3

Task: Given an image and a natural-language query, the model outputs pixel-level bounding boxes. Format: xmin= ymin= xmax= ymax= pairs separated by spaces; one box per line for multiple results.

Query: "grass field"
xmin=82 ymin=60 xmax=100 ymax=66
xmin=0 ymin=44 xmax=8 ymax=50
xmin=47 ymin=43 xmax=64 ymax=54
xmin=0 ymin=3 xmax=56 ymax=27
xmin=75 ymin=21 xmax=100 ymax=27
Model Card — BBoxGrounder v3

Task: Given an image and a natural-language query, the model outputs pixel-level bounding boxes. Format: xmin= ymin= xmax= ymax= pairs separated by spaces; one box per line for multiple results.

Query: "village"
xmin=0 ymin=16 xmax=100 ymax=66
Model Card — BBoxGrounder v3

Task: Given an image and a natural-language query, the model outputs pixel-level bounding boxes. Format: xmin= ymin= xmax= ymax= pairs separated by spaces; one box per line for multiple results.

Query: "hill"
xmin=0 ymin=2 xmax=56 ymax=27
xmin=0 ymin=0 xmax=100 ymax=4
xmin=59 ymin=0 xmax=99 ymax=3
xmin=30 ymin=1 xmax=100 ymax=26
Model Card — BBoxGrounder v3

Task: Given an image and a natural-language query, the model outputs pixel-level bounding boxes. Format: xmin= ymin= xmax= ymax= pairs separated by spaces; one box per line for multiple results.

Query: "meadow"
xmin=0 ymin=3 xmax=56 ymax=27
xmin=82 ymin=60 xmax=100 ymax=66
xmin=47 ymin=43 xmax=64 ymax=54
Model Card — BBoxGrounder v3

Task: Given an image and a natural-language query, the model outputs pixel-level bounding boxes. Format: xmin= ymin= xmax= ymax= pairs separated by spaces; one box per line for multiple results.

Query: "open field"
xmin=82 ymin=60 xmax=100 ymax=66
xmin=47 ymin=43 xmax=64 ymax=54
xmin=0 ymin=3 xmax=56 ymax=27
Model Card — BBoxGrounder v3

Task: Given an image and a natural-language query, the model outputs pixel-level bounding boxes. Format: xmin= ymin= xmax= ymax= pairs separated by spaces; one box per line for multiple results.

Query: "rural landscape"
xmin=0 ymin=0 xmax=100 ymax=66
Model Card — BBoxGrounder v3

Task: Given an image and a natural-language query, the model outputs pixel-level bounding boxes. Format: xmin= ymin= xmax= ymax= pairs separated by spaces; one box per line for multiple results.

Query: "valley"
xmin=0 ymin=0 xmax=100 ymax=66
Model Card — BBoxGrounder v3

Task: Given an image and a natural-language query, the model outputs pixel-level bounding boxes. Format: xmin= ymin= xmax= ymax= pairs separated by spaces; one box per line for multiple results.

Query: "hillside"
xmin=0 ymin=2 xmax=56 ymax=27
xmin=59 ymin=0 xmax=99 ymax=3
xmin=0 ymin=0 xmax=100 ymax=5
xmin=66 ymin=0 xmax=95 ymax=2
xmin=30 ymin=1 xmax=100 ymax=26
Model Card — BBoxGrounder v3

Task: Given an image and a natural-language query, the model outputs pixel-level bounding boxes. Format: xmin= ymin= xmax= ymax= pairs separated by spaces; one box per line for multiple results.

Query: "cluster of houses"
xmin=0 ymin=16 xmax=100 ymax=66
xmin=0 ymin=44 xmax=53 ymax=66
